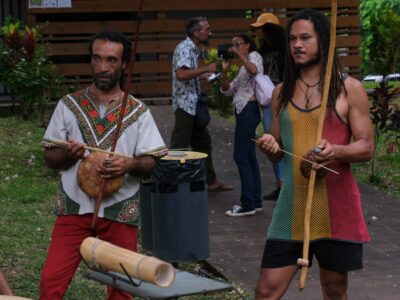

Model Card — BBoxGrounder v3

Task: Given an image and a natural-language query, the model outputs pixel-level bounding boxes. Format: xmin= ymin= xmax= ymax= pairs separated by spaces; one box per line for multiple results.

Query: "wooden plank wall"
xmin=26 ymin=0 xmax=361 ymax=98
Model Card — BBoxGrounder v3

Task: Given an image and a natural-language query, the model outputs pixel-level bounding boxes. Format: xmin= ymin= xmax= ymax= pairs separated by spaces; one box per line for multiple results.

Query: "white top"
xmin=220 ymin=51 xmax=264 ymax=114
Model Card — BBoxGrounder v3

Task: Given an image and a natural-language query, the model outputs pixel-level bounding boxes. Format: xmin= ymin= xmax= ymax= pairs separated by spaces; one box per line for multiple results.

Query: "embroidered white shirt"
xmin=43 ymin=94 xmax=166 ymax=218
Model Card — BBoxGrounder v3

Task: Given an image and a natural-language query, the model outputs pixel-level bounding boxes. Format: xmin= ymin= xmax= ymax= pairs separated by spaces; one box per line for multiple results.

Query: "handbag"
xmin=194 ymin=94 xmax=210 ymax=128
xmin=252 ymin=73 xmax=275 ymax=107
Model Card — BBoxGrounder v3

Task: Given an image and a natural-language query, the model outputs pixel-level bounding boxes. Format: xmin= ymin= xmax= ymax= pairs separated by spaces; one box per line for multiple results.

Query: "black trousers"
xmin=170 ymin=108 xmax=216 ymax=182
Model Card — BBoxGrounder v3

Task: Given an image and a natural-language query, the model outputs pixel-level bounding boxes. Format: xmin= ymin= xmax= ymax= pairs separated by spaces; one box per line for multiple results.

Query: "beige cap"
xmin=250 ymin=13 xmax=279 ymax=28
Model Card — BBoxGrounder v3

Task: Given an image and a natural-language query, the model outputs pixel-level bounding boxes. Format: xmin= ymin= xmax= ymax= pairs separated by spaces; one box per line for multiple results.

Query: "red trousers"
xmin=40 ymin=214 xmax=137 ymax=300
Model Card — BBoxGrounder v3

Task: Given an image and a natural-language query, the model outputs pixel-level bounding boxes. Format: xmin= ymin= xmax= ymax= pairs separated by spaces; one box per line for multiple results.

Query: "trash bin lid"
xmin=162 ymin=151 xmax=207 ymax=163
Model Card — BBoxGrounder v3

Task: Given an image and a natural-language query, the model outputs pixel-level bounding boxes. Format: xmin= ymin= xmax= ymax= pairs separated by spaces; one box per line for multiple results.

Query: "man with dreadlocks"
xmin=254 ymin=9 xmax=374 ymax=300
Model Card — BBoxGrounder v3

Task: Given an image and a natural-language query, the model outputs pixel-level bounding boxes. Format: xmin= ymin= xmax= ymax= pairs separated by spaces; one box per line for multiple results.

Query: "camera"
xmin=207 ymin=72 xmax=221 ymax=83
xmin=218 ymin=44 xmax=234 ymax=60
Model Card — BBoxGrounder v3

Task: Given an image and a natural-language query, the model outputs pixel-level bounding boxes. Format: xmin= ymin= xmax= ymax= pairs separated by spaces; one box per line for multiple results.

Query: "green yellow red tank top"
xmin=267 ymin=100 xmax=370 ymax=243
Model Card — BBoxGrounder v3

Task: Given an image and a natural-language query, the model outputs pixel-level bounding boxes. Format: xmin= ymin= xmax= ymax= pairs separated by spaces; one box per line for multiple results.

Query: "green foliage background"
xmin=0 ymin=20 xmax=64 ymax=122
xmin=360 ymin=0 xmax=400 ymax=75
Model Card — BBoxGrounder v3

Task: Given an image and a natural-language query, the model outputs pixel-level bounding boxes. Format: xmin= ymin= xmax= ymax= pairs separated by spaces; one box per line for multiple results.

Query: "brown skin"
xmin=44 ymin=39 xmax=156 ymax=177
xmin=0 ymin=270 xmax=13 ymax=295
xmin=255 ymin=19 xmax=374 ymax=300
xmin=175 ymin=20 xmax=217 ymax=81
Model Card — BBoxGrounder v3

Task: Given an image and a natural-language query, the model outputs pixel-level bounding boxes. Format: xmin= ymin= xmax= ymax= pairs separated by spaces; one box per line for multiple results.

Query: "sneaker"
xmin=226 ymin=205 xmax=256 ymax=217
xmin=263 ymin=188 xmax=281 ymax=201
xmin=255 ymin=206 xmax=263 ymax=212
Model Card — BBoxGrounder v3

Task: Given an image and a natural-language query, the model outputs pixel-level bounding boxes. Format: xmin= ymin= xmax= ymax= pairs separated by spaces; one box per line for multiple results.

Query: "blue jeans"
xmin=262 ymin=106 xmax=283 ymax=183
xmin=234 ymin=101 xmax=262 ymax=210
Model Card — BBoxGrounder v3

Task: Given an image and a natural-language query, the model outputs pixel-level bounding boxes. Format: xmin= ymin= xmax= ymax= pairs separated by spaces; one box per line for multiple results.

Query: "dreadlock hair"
xmin=277 ymin=9 xmax=346 ymax=115
xmin=258 ymin=23 xmax=286 ymax=56
xmin=258 ymin=23 xmax=286 ymax=83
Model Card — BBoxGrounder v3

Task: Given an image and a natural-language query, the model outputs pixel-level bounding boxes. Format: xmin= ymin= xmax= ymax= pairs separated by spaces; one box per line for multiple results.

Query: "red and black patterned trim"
xmin=62 ymin=88 xmax=147 ymax=150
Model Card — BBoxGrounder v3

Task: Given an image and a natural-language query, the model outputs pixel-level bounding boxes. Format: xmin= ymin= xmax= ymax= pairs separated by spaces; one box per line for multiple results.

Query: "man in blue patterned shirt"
xmin=170 ymin=16 xmax=233 ymax=191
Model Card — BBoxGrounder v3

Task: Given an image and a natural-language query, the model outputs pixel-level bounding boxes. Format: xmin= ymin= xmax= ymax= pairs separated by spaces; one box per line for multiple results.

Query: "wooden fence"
xmin=26 ymin=0 xmax=361 ymax=98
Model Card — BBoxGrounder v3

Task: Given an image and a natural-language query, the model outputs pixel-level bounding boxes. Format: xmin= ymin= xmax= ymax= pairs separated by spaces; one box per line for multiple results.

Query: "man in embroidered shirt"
xmin=170 ymin=16 xmax=233 ymax=192
xmin=40 ymin=30 xmax=167 ymax=300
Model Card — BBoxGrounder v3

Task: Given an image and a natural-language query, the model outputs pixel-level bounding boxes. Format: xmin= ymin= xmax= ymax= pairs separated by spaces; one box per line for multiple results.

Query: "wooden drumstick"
xmin=251 ymin=139 xmax=339 ymax=175
xmin=42 ymin=138 xmax=133 ymax=159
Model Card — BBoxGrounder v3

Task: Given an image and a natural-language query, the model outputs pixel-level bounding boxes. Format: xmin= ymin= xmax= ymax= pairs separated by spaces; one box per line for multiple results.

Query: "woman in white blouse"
xmin=221 ymin=34 xmax=263 ymax=217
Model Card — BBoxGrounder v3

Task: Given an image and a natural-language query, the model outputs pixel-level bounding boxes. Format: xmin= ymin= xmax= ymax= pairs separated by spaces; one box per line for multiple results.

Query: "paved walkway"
xmin=149 ymin=104 xmax=400 ymax=300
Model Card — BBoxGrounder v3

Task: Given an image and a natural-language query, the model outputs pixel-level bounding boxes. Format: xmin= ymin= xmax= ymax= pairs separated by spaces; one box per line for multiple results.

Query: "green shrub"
xmin=204 ymin=48 xmax=239 ymax=117
xmin=0 ymin=20 xmax=64 ymax=122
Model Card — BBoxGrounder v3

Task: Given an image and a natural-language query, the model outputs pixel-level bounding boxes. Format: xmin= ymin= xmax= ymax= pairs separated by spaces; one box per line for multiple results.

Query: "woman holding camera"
xmin=221 ymin=34 xmax=263 ymax=217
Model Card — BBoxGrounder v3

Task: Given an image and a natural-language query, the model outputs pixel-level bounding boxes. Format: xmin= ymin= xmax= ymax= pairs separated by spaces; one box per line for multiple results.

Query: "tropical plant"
xmin=368 ymin=81 xmax=400 ymax=180
xmin=204 ymin=48 xmax=239 ymax=117
xmin=384 ymin=102 xmax=400 ymax=154
xmin=0 ymin=20 xmax=64 ymax=122
xmin=360 ymin=0 xmax=400 ymax=75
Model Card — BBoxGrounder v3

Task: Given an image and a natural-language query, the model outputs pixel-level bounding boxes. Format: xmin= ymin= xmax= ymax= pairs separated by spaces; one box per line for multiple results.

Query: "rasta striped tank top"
xmin=267 ymin=101 xmax=370 ymax=243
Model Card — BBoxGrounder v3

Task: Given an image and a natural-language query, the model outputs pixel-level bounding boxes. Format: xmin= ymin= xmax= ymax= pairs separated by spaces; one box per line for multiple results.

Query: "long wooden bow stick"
xmin=91 ymin=0 xmax=145 ymax=229
xmin=297 ymin=0 xmax=338 ymax=290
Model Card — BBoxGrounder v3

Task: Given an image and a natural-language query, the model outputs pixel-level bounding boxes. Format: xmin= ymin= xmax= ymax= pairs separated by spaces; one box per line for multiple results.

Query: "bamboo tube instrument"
xmin=80 ymin=237 xmax=176 ymax=288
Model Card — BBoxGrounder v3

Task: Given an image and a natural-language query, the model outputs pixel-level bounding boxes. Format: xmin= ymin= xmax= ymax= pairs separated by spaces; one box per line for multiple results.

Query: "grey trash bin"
xmin=140 ymin=151 xmax=209 ymax=263
xmin=139 ymin=177 xmax=154 ymax=252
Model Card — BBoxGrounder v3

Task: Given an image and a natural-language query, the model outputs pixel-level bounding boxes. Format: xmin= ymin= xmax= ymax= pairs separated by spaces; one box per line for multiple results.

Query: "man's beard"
xmin=294 ymin=51 xmax=321 ymax=69
xmin=92 ymin=70 xmax=122 ymax=91
xmin=200 ymin=38 xmax=210 ymax=46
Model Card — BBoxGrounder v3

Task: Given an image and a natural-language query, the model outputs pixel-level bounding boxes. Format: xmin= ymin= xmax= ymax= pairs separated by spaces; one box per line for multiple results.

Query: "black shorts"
xmin=261 ymin=239 xmax=363 ymax=272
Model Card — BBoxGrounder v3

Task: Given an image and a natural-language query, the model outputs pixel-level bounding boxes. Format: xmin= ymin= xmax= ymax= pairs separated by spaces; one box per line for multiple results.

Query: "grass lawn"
xmin=0 ymin=117 xmax=108 ymax=299
xmin=363 ymin=80 xmax=400 ymax=90
xmin=0 ymin=116 xmax=249 ymax=299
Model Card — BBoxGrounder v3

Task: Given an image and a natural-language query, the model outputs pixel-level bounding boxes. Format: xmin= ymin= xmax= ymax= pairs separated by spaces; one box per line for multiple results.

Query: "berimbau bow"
xmin=297 ymin=0 xmax=338 ymax=290
xmin=91 ymin=0 xmax=145 ymax=229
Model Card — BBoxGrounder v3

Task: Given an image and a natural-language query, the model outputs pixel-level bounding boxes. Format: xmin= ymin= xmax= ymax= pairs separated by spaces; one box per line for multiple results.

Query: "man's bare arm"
xmin=314 ymin=78 xmax=374 ymax=165
xmin=44 ymin=140 xmax=85 ymax=170
xmin=334 ymin=78 xmax=374 ymax=162
xmin=128 ymin=156 xmax=156 ymax=177
xmin=96 ymin=155 xmax=156 ymax=178
xmin=175 ymin=64 xmax=217 ymax=81
xmin=0 ymin=270 xmax=13 ymax=296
